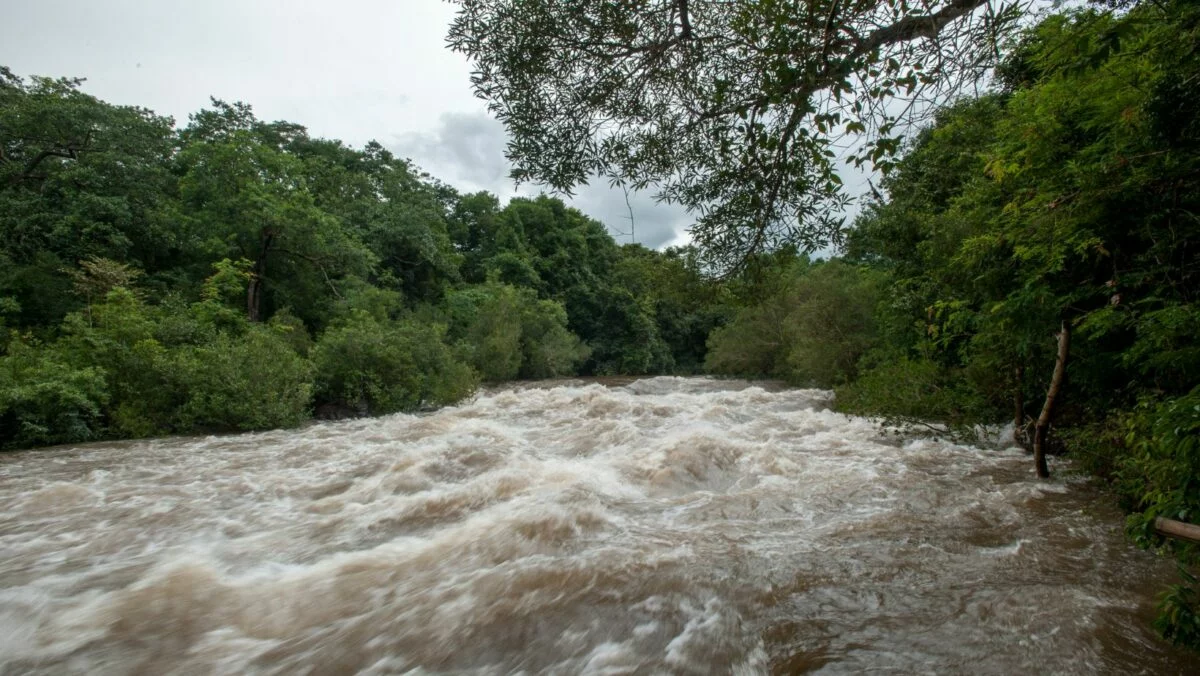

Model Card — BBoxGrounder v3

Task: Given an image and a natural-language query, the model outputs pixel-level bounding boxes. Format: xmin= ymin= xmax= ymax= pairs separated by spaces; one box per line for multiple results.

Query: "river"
xmin=0 ymin=377 xmax=1192 ymax=674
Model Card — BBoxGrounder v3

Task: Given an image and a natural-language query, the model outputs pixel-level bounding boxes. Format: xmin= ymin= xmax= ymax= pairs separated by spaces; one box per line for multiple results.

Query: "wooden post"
xmin=1033 ymin=321 xmax=1070 ymax=479
xmin=1155 ymin=516 xmax=1200 ymax=545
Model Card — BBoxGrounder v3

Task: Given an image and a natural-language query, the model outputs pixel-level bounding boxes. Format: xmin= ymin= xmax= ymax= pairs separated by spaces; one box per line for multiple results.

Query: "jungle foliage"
xmin=0 ymin=67 xmax=725 ymax=449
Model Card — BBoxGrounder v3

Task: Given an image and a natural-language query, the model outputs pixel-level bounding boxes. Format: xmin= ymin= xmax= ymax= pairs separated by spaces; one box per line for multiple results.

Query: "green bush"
xmin=517 ymin=296 xmax=589 ymax=378
xmin=57 ymin=288 xmax=183 ymax=437
xmin=174 ymin=325 xmax=313 ymax=431
xmin=834 ymin=356 xmax=990 ymax=428
xmin=703 ymin=294 xmax=791 ymax=379
xmin=443 ymin=283 xmax=586 ymax=381
xmin=0 ymin=337 xmax=109 ymax=448
xmin=1118 ymin=387 xmax=1200 ymax=649
xmin=1156 ymin=568 xmax=1200 ymax=649
xmin=706 ymin=261 xmax=883 ymax=387
xmin=443 ymin=285 xmax=524 ymax=381
xmin=583 ymin=286 xmax=673 ymax=375
xmin=1121 ymin=387 xmax=1200 ymax=543
xmin=312 ymin=311 xmax=476 ymax=415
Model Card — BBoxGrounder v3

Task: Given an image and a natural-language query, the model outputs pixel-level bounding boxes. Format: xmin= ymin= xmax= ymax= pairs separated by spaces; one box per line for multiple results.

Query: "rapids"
xmin=0 ymin=377 xmax=1192 ymax=674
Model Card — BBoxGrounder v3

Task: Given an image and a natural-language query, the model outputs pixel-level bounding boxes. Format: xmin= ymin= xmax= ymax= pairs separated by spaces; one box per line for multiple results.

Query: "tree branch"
xmin=274 ymin=247 xmax=345 ymax=300
xmin=856 ymin=0 xmax=990 ymax=58
xmin=677 ymin=0 xmax=693 ymax=40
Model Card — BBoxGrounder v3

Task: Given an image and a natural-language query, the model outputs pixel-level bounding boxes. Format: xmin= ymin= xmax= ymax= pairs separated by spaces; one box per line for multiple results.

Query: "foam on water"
xmin=0 ymin=378 xmax=1191 ymax=673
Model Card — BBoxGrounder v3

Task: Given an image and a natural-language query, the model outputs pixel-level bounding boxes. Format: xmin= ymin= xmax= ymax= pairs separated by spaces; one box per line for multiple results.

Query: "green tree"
xmin=442 ymin=282 xmax=588 ymax=380
xmin=0 ymin=336 xmax=108 ymax=449
xmin=177 ymin=101 xmax=374 ymax=324
xmin=0 ymin=68 xmax=179 ymax=328
xmin=706 ymin=259 xmax=884 ymax=387
xmin=311 ymin=311 xmax=477 ymax=415
xmin=447 ymin=0 xmax=1025 ymax=271
xmin=837 ymin=1 xmax=1200 ymax=644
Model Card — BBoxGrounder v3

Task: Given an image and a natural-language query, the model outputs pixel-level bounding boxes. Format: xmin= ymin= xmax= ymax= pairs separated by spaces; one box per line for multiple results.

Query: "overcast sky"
xmin=0 ymin=0 xmax=696 ymax=248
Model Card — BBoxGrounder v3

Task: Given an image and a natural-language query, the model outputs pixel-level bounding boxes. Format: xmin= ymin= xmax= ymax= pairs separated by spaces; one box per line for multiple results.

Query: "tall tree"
xmin=0 ymin=68 xmax=179 ymax=326
xmin=177 ymin=101 xmax=373 ymax=323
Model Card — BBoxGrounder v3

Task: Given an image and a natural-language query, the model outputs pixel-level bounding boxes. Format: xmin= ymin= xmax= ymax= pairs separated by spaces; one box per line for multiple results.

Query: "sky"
xmin=0 ymin=0 xmax=696 ymax=249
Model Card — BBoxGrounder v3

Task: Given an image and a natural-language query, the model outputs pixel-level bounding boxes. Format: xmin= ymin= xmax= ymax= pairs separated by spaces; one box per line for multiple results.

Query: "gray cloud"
xmin=567 ymin=181 xmax=693 ymax=250
xmin=0 ymin=0 xmax=477 ymax=146
xmin=392 ymin=113 xmax=513 ymax=194
xmin=392 ymin=112 xmax=693 ymax=249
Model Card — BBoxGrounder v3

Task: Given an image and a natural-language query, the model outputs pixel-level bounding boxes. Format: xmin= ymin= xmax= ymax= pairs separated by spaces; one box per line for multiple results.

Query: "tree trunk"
xmin=1033 ymin=321 xmax=1071 ymax=479
xmin=1155 ymin=516 xmax=1200 ymax=545
xmin=1013 ymin=364 xmax=1027 ymax=450
xmin=247 ymin=230 xmax=274 ymax=322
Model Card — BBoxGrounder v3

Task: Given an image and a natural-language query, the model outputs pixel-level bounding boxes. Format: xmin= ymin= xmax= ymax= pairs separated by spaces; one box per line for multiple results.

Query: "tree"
xmin=705 ymin=259 xmax=884 ymax=386
xmin=448 ymin=0 xmax=1026 ymax=272
xmin=0 ymin=68 xmax=179 ymax=327
xmin=177 ymin=101 xmax=374 ymax=323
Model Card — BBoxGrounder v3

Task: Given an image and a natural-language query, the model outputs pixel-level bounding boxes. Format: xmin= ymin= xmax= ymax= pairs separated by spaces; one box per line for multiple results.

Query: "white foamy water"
xmin=0 ymin=377 xmax=1192 ymax=674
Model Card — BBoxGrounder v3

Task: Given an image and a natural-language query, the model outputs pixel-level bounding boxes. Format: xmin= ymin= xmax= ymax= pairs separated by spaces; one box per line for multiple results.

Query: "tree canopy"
xmin=448 ymin=0 xmax=1026 ymax=271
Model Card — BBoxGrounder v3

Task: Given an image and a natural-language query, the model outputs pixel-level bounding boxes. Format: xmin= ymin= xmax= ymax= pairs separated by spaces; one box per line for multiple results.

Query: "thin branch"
xmin=273 ymin=247 xmax=345 ymax=300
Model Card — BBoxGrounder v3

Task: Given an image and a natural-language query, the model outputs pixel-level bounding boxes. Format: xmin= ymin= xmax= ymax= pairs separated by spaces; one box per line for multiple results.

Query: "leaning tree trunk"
xmin=1033 ymin=321 xmax=1071 ymax=479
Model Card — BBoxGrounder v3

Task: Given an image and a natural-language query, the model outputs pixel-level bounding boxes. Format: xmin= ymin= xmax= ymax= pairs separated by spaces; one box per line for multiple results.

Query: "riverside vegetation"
xmin=2 ymin=0 xmax=1198 ymax=650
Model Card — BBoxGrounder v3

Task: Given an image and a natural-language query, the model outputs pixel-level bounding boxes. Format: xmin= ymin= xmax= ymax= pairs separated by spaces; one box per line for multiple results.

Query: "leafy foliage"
xmin=0 ymin=337 xmax=108 ymax=448
xmin=173 ymin=326 xmax=313 ymax=431
xmin=832 ymin=0 xmax=1200 ymax=646
xmin=0 ymin=68 xmax=736 ymax=449
xmin=706 ymin=260 xmax=884 ymax=387
xmin=448 ymin=0 xmax=1027 ymax=272
xmin=442 ymin=283 xmax=588 ymax=381
xmin=311 ymin=311 xmax=477 ymax=416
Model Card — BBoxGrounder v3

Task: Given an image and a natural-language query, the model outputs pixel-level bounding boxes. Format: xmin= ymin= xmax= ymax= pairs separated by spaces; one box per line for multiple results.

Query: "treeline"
xmin=0 ymin=70 xmax=725 ymax=449
xmin=705 ymin=1 xmax=1200 ymax=647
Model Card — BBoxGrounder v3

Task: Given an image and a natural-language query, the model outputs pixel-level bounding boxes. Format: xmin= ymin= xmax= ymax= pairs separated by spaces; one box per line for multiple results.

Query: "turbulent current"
xmin=0 ymin=378 xmax=1193 ymax=674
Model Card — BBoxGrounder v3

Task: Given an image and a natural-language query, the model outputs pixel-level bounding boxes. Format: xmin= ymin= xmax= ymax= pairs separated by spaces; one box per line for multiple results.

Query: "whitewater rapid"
xmin=0 ymin=378 xmax=1191 ymax=673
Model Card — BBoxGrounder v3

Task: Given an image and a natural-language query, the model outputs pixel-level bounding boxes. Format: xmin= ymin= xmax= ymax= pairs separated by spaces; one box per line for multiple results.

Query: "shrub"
xmin=57 ymin=287 xmax=182 ymax=437
xmin=174 ymin=325 xmax=313 ymax=431
xmin=0 ymin=337 xmax=109 ymax=448
xmin=706 ymin=261 xmax=884 ymax=387
xmin=1118 ymin=387 xmax=1200 ymax=649
xmin=1121 ymin=387 xmax=1200 ymax=543
xmin=443 ymin=283 xmax=586 ymax=381
xmin=312 ymin=311 xmax=476 ymax=415
xmin=517 ymin=296 xmax=589 ymax=378
xmin=834 ymin=356 xmax=990 ymax=428
xmin=443 ymin=285 xmax=523 ymax=381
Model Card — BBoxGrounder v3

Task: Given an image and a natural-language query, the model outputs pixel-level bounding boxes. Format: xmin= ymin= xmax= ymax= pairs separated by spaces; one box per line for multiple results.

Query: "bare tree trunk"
xmin=1013 ymin=364 xmax=1027 ymax=450
xmin=1033 ymin=321 xmax=1071 ymax=479
xmin=247 ymin=230 xmax=274 ymax=322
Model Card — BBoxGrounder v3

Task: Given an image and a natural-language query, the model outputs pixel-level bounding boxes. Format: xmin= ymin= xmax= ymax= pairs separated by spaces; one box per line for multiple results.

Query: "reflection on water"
xmin=0 ymin=377 xmax=1191 ymax=673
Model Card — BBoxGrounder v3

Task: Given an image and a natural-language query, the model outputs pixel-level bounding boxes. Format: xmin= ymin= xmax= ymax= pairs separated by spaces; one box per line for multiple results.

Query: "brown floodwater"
xmin=0 ymin=377 xmax=1193 ymax=674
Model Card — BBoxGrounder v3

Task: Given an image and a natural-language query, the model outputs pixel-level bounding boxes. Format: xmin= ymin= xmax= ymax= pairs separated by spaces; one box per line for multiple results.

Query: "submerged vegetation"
xmin=2 ymin=0 xmax=1197 ymax=651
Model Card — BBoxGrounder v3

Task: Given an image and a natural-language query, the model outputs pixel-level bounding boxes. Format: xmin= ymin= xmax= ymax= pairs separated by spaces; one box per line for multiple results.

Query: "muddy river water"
xmin=0 ymin=378 xmax=1193 ymax=673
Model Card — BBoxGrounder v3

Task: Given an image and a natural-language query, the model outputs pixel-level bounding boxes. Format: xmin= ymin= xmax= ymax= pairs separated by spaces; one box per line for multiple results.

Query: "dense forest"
xmin=0 ymin=71 xmax=729 ymax=447
xmin=2 ymin=0 xmax=1197 ymax=649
